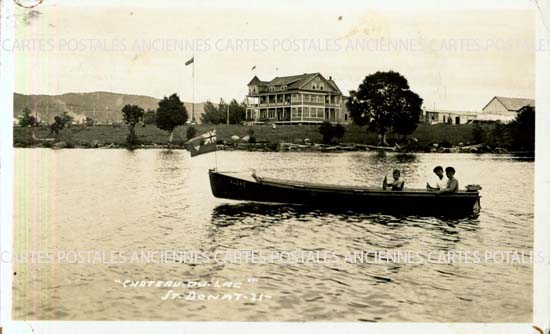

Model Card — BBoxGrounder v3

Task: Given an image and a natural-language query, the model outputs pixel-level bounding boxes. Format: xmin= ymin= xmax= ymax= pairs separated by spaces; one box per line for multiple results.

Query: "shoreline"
xmin=13 ymin=141 xmax=533 ymax=155
xmin=13 ymin=124 xmax=532 ymax=155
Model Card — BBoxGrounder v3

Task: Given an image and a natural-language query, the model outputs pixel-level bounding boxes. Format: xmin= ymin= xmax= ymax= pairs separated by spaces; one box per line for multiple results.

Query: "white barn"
xmin=479 ymin=96 xmax=534 ymax=123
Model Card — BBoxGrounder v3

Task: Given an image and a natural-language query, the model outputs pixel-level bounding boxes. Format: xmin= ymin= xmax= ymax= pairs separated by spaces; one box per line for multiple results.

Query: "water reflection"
xmin=395 ymin=153 xmax=419 ymax=163
xmin=13 ymin=149 xmax=533 ymax=322
xmin=211 ymin=202 xmax=480 ymax=237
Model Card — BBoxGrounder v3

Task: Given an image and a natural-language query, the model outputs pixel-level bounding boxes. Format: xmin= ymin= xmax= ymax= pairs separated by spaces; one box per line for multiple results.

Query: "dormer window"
xmin=320 ymin=84 xmax=324 ymax=90
xmin=269 ymin=87 xmax=275 ymax=92
xmin=281 ymin=85 xmax=287 ymax=90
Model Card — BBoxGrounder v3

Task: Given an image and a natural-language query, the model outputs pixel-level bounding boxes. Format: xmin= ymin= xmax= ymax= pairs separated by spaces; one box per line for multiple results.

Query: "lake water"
xmin=12 ymin=149 xmax=534 ymax=321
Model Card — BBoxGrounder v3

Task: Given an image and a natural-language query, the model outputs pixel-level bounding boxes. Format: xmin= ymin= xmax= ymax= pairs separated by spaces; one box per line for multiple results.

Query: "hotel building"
xmin=245 ymin=73 xmax=349 ymax=124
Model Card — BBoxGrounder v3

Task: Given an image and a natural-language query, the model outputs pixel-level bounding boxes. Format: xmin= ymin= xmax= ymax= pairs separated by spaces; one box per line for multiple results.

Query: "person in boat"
xmin=426 ymin=166 xmax=448 ymax=191
xmin=383 ymin=169 xmax=404 ymax=191
xmin=438 ymin=167 xmax=459 ymax=193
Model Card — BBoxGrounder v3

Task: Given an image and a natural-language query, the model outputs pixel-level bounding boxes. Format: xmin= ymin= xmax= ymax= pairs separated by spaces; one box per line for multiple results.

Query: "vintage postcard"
xmin=0 ymin=0 xmax=549 ymax=333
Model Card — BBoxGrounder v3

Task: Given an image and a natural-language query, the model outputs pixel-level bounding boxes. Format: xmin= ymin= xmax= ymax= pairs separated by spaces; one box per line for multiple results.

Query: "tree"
xmin=50 ymin=113 xmax=71 ymax=135
xmin=487 ymin=121 xmax=509 ymax=148
xmin=201 ymin=100 xmax=224 ymax=124
xmin=227 ymin=99 xmax=246 ymax=124
xmin=85 ymin=116 xmax=95 ymax=126
xmin=200 ymin=99 xmax=246 ymax=124
xmin=20 ymin=107 xmax=37 ymax=127
xmin=121 ymin=104 xmax=144 ymax=148
xmin=156 ymin=93 xmax=188 ymax=144
xmin=347 ymin=71 xmax=423 ymax=145
xmin=392 ymin=90 xmax=423 ymax=139
xmin=508 ymin=105 xmax=535 ymax=151
xmin=143 ymin=109 xmax=157 ymax=125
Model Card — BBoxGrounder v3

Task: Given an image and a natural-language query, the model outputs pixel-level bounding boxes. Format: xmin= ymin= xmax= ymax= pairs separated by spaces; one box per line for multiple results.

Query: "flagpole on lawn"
xmin=192 ymin=54 xmax=195 ymax=123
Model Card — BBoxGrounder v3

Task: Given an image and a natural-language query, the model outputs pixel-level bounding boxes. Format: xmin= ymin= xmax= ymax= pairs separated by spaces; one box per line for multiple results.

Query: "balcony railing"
xmin=257 ymin=102 xmax=291 ymax=107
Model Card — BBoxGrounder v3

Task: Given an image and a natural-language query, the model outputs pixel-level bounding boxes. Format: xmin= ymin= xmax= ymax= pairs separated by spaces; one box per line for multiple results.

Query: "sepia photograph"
xmin=0 ymin=0 xmax=549 ymax=333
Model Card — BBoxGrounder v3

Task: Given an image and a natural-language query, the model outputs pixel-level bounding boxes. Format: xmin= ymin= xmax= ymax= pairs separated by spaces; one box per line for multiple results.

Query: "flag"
xmin=187 ymin=129 xmax=217 ymax=157
xmin=251 ymin=65 xmax=256 ymax=71
xmin=185 ymin=56 xmax=194 ymax=66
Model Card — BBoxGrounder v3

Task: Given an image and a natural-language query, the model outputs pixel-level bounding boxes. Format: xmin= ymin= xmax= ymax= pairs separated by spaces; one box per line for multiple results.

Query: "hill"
xmin=13 ymin=92 xmax=207 ymax=124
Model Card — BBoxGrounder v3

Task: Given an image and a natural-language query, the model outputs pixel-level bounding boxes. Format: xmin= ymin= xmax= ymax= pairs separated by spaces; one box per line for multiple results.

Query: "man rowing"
xmin=383 ymin=169 xmax=404 ymax=191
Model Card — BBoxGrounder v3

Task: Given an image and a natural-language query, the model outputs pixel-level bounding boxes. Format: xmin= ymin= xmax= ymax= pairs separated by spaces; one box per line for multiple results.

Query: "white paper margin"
xmin=1 ymin=0 xmax=548 ymax=333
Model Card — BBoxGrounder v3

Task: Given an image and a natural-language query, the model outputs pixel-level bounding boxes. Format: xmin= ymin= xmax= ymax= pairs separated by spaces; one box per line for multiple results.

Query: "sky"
xmin=9 ymin=1 xmax=536 ymax=111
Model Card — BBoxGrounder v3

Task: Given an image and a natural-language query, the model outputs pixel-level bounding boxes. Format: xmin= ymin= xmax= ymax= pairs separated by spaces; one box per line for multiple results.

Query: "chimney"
xmin=329 ymin=76 xmax=332 ymax=80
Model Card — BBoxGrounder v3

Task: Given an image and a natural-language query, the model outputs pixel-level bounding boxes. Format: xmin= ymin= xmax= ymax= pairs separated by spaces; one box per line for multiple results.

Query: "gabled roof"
xmin=271 ymin=73 xmax=317 ymax=88
xmin=483 ymin=96 xmax=535 ymax=111
xmin=248 ymin=72 xmax=343 ymax=93
xmin=247 ymin=76 xmax=268 ymax=86
xmin=326 ymin=78 xmax=342 ymax=94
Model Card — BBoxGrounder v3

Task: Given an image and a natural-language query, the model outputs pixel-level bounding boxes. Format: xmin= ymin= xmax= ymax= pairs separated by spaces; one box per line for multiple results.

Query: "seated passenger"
xmin=383 ymin=169 xmax=404 ymax=191
xmin=438 ymin=167 xmax=459 ymax=193
xmin=426 ymin=166 xmax=449 ymax=190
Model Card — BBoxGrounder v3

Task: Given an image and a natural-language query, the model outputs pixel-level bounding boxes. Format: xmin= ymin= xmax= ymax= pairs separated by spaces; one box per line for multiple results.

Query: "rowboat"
xmin=208 ymin=170 xmax=481 ymax=217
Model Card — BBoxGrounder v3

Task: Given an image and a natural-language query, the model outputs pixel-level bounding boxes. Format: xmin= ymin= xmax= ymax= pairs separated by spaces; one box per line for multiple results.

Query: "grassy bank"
xmin=13 ymin=123 xmax=494 ymax=150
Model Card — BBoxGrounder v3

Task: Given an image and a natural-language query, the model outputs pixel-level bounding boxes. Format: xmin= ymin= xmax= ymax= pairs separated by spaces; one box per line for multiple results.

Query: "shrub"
xmin=333 ymin=124 xmax=345 ymax=142
xmin=471 ymin=123 xmax=485 ymax=144
xmin=247 ymin=128 xmax=256 ymax=143
xmin=186 ymin=125 xmax=197 ymax=140
xmin=319 ymin=121 xmax=335 ymax=144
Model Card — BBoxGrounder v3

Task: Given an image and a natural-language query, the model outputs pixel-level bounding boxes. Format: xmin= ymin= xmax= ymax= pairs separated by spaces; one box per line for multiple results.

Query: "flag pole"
xmin=192 ymin=55 xmax=195 ymax=123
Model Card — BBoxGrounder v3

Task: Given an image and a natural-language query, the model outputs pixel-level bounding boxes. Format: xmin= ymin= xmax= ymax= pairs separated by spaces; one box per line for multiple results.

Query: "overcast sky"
xmin=11 ymin=1 xmax=535 ymax=111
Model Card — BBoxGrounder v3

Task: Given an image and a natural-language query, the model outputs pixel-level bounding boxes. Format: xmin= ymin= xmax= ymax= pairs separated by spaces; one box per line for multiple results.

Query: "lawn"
xmin=13 ymin=123 xmax=491 ymax=149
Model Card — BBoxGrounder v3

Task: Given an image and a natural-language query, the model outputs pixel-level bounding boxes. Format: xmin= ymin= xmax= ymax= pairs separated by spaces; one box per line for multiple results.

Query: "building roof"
xmin=248 ymin=73 xmax=342 ymax=93
xmin=247 ymin=76 xmax=269 ymax=86
xmin=483 ymin=96 xmax=535 ymax=112
xmin=270 ymin=73 xmax=313 ymax=87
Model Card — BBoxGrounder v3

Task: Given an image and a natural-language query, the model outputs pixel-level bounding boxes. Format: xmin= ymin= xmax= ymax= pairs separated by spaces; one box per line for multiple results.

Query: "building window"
xmin=281 ymin=85 xmax=287 ymax=90
xmin=269 ymin=87 xmax=275 ymax=92
xmin=292 ymin=107 xmax=302 ymax=119
xmin=268 ymin=110 xmax=275 ymax=118
xmin=312 ymin=84 xmax=316 ymax=90
xmin=320 ymin=84 xmax=324 ymax=90
xmin=345 ymin=114 xmax=348 ymax=121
